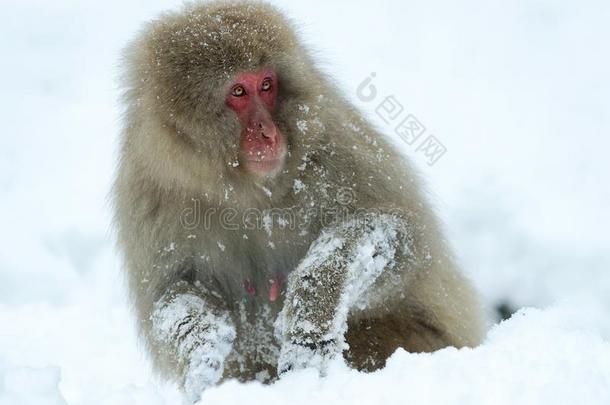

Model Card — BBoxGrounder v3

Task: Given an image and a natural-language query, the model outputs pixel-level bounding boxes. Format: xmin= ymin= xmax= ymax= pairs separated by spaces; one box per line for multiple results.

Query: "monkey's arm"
xmin=149 ymin=281 xmax=235 ymax=402
xmin=276 ymin=213 xmax=409 ymax=373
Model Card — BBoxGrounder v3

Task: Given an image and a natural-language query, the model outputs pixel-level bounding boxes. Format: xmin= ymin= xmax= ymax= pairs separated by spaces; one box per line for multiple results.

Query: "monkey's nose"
xmin=259 ymin=122 xmax=277 ymax=143
xmin=259 ymin=123 xmax=268 ymax=138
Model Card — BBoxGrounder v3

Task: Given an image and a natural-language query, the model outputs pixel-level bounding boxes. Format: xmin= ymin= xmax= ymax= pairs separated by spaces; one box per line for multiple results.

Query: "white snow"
xmin=1 ymin=0 xmax=609 ymax=404
xmin=296 ymin=119 xmax=308 ymax=133
xmin=0 ymin=366 xmax=67 ymax=405
xmin=293 ymin=179 xmax=306 ymax=194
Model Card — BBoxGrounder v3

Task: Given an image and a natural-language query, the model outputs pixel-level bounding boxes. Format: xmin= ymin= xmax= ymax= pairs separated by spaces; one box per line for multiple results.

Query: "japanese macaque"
xmin=113 ymin=0 xmax=486 ymax=401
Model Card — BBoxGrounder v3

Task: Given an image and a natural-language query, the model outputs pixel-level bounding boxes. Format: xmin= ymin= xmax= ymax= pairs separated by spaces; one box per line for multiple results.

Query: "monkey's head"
xmin=122 ymin=1 xmax=331 ymax=201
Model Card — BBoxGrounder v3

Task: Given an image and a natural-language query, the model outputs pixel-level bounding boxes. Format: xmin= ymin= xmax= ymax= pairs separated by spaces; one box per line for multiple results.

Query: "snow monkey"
xmin=113 ymin=1 xmax=486 ymax=401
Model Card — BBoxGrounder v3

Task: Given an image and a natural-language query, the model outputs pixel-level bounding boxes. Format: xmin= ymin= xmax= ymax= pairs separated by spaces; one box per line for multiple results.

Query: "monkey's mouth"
xmin=242 ymin=158 xmax=284 ymax=176
xmin=241 ymin=148 xmax=286 ymax=177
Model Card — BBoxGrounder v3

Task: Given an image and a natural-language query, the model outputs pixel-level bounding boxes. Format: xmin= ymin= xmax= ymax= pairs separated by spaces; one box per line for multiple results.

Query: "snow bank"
xmin=0 ymin=366 xmax=66 ymax=405
xmin=2 ymin=305 xmax=608 ymax=404
xmin=196 ymin=305 xmax=610 ymax=405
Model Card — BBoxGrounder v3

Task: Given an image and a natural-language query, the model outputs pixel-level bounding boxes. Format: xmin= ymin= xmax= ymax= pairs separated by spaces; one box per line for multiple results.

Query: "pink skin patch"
xmin=269 ymin=277 xmax=281 ymax=302
xmin=243 ymin=274 xmax=284 ymax=301
xmin=244 ymin=280 xmax=256 ymax=296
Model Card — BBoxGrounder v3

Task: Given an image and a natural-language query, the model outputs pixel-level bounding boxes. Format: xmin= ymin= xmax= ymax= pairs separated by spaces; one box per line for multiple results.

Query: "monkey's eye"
xmin=261 ymin=79 xmax=272 ymax=91
xmin=232 ymin=85 xmax=246 ymax=97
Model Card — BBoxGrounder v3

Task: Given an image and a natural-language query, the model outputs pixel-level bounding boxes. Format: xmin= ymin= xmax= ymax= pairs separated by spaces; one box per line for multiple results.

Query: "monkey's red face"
xmin=225 ymin=69 xmax=287 ymax=177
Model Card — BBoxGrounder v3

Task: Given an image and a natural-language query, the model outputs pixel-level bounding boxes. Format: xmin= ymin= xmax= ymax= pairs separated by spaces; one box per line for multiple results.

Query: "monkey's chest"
xmin=208 ymin=225 xmax=313 ymax=299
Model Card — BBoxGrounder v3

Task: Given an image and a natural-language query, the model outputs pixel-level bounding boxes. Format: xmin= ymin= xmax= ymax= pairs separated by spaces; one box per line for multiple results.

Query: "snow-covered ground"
xmin=1 ymin=0 xmax=609 ymax=404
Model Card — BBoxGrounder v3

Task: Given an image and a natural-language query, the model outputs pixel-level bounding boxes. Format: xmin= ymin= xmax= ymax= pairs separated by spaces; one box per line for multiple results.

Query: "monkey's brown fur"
xmin=114 ymin=0 xmax=486 ymax=396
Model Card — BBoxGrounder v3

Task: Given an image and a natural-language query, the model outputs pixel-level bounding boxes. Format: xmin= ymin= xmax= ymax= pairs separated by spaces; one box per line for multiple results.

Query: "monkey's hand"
xmin=150 ymin=285 xmax=236 ymax=403
xmin=276 ymin=214 xmax=407 ymax=374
